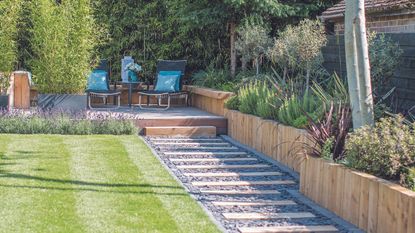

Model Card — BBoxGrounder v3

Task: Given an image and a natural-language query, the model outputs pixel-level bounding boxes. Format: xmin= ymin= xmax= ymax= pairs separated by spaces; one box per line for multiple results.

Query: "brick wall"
xmin=334 ymin=13 xmax=415 ymax=34
xmin=322 ymin=33 xmax=415 ymax=112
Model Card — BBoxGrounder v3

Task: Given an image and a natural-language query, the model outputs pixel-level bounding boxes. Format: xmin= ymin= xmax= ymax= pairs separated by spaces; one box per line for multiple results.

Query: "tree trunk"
xmin=229 ymin=21 xmax=236 ymax=77
xmin=345 ymin=0 xmax=374 ymax=129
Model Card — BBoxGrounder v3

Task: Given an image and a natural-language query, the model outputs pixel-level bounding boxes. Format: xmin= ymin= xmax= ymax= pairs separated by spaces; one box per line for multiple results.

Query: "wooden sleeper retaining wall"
xmin=187 ymin=86 xmax=415 ymax=233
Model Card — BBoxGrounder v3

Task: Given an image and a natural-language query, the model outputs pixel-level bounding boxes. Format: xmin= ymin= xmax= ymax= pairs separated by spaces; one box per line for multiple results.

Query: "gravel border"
xmin=143 ymin=135 xmax=360 ymax=233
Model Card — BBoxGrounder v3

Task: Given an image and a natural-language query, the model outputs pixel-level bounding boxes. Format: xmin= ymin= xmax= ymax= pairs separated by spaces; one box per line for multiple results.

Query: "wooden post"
xmin=10 ymin=71 xmax=31 ymax=109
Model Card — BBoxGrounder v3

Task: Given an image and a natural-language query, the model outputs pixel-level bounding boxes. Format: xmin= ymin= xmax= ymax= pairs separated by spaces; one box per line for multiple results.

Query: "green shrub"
xmin=30 ymin=0 xmax=98 ymax=94
xmin=191 ymin=66 xmax=237 ymax=92
xmin=256 ymin=82 xmax=279 ymax=119
xmin=277 ymin=93 xmax=324 ymax=129
xmin=0 ymin=112 xmax=137 ymax=135
xmin=344 ymin=116 xmax=415 ymax=190
xmin=0 ymin=0 xmax=21 ymax=93
xmin=225 ymin=95 xmax=240 ymax=110
xmin=368 ymin=32 xmax=403 ymax=88
xmin=238 ymin=81 xmax=259 ymax=115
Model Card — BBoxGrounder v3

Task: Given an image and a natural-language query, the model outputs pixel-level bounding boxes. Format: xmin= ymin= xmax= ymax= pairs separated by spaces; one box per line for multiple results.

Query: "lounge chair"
xmin=86 ymin=60 xmax=121 ymax=109
xmin=138 ymin=60 xmax=188 ymax=110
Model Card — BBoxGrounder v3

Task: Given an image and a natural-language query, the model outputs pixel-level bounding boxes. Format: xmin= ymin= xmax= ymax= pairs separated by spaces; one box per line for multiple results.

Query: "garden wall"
xmin=322 ymin=33 xmax=415 ymax=112
xmin=185 ymin=86 xmax=234 ymax=116
xmin=300 ymin=156 xmax=415 ymax=233
xmin=189 ymin=87 xmax=415 ymax=233
xmin=224 ymin=109 xmax=311 ymax=173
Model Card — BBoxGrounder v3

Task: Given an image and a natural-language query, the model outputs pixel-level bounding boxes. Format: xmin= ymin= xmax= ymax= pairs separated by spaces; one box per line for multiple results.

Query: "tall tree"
xmin=345 ymin=0 xmax=375 ymax=128
xmin=180 ymin=0 xmax=334 ymax=76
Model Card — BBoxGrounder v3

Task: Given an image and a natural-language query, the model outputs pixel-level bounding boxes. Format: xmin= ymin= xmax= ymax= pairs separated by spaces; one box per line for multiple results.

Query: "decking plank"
xmin=223 ymin=212 xmax=315 ymax=220
xmin=212 ymin=200 xmax=296 ymax=206
xmin=170 ymin=158 xmax=257 ymax=162
xmin=183 ymin=172 xmax=282 ymax=177
xmin=192 ymin=180 xmax=295 ymax=186
xmin=200 ymin=189 xmax=280 ymax=195
xmin=177 ymin=164 xmax=270 ymax=169
xmin=238 ymin=225 xmax=338 ymax=233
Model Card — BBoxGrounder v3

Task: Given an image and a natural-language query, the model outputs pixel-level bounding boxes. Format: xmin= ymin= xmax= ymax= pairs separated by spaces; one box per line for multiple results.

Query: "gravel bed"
xmin=145 ymin=136 xmax=351 ymax=233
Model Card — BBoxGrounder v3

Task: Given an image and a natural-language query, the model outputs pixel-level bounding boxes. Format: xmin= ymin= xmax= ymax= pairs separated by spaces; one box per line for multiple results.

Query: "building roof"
xmin=321 ymin=0 xmax=415 ymax=20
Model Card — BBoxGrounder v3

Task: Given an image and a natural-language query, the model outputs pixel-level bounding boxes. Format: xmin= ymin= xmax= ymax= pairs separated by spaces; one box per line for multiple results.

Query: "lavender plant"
xmin=0 ymin=109 xmax=137 ymax=135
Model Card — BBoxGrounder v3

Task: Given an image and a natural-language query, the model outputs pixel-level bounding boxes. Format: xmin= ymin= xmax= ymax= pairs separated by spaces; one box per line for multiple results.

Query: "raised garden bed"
xmin=190 ymin=86 xmax=415 ymax=233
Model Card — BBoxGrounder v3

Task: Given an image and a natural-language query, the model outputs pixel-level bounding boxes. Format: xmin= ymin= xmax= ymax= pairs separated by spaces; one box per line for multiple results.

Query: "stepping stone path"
xmin=146 ymin=137 xmax=354 ymax=233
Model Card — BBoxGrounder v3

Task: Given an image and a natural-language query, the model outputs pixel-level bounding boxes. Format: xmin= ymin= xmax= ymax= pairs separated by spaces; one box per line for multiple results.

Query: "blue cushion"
xmin=159 ymin=71 xmax=182 ymax=91
xmin=87 ymin=70 xmax=109 ymax=91
xmin=154 ymin=74 xmax=180 ymax=92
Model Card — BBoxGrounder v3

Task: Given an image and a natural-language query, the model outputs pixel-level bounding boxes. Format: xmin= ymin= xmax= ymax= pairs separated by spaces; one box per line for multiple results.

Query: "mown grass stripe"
xmin=121 ymin=136 xmax=221 ymax=233
xmin=67 ymin=136 xmax=181 ymax=233
xmin=0 ymin=135 xmax=82 ymax=233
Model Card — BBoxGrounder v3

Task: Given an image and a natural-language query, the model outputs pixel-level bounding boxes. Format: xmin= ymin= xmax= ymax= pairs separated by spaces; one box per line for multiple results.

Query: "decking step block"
xmin=170 ymin=158 xmax=257 ymax=162
xmin=151 ymin=138 xmax=223 ymax=142
xmin=170 ymin=146 xmax=239 ymax=150
xmin=223 ymin=212 xmax=315 ymax=220
xmin=192 ymin=180 xmax=295 ymax=186
xmin=177 ymin=164 xmax=270 ymax=169
xmin=164 ymin=151 xmax=247 ymax=156
xmin=238 ymin=225 xmax=338 ymax=233
xmin=184 ymin=172 xmax=282 ymax=177
xmin=144 ymin=126 xmax=216 ymax=137
xmin=212 ymin=200 xmax=297 ymax=206
xmin=200 ymin=189 xmax=280 ymax=195
xmin=155 ymin=142 xmax=230 ymax=146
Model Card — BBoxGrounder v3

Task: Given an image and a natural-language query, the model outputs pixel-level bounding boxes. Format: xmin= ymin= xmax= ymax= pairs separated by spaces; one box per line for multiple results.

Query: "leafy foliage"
xmin=29 ymin=0 xmax=98 ymax=94
xmin=191 ymin=65 xmax=236 ymax=92
xmin=268 ymin=19 xmax=328 ymax=88
xmin=277 ymin=93 xmax=324 ymax=129
xmin=224 ymin=95 xmax=240 ymax=110
xmin=0 ymin=110 xmax=136 ymax=135
xmin=236 ymin=22 xmax=272 ymax=72
xmin=368 ymin=32 xmax=403 ymax=88
xmin=0 ymin=0 xmax=21 ymax=93
xmin=344 ymin=116 xmax=415 ymax=190
xmin=306 ymin=103 xmax=352 ymax=160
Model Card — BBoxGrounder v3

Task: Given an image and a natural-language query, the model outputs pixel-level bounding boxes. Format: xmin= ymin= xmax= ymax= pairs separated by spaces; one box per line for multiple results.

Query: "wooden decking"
xmin=88 ymin=107 xmax=227 ymax=135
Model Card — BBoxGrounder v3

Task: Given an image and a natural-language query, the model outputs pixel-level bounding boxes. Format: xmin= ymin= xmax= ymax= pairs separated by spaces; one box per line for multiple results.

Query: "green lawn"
xmin=0 ymin=134 xmax=220 ymax=233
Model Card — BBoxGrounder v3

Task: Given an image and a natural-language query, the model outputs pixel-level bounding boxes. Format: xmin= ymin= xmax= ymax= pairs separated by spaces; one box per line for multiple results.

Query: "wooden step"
xmin=144 ymin=126 xmax=216 ymax=137
xmin=155 ymin=142 xmax=230 ymax=146
xmin=200 ymin=189 xmax=280 ymax=195
xmin=238 ymin=225 xmax=338 ymax=233
xmin=184 ymin=172 xmax=282 ymax=177
xmin=222 ymin=212 xmax=315 ymax=220
xmin=137 ymin=117 xmax=227 ymax=134
xmin=164 ymin=151 xmax=247 ymax=156
xmin=170 ymin=146 xmax=239 ymax=150
xmin=177 ymin=164 xmax=270 ymax=169
xmin=192 ymin=180 xmax=295 ymax=186
xmin=151 ymin=138 xmax=223 ymax=142
xmin=212 ymin=200 xmax=296 ymax=206
xmin=170 ymin=158 xmax=257 ymax=162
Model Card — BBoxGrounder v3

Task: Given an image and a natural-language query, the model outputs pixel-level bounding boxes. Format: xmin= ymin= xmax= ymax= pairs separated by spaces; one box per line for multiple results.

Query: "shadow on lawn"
xmin=0 ymin=173 xmax=187 ymax=196
xmin=0 ymin=183 xmax=188 ymax=196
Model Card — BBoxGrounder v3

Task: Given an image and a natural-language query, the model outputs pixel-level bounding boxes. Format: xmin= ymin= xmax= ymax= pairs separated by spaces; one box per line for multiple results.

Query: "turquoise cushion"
xmin=154 ymin=74 xmax=180 ymax=92
xmin=87 ymin=70 xmax=108 ymax=91
xmin=159 ymin=71 xmax=182 ymax=91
